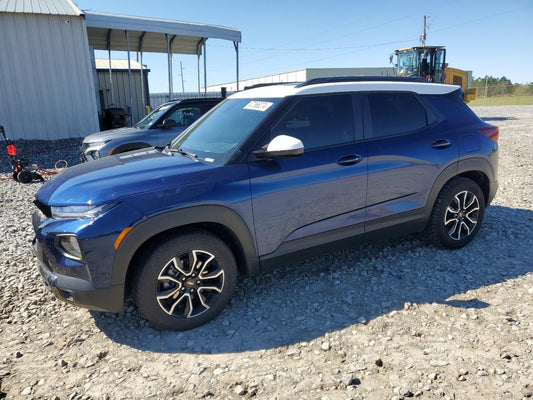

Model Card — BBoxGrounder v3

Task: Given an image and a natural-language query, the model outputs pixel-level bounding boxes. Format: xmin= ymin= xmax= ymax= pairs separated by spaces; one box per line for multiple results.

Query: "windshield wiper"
xmin=169 ymin=147 xmax=197 ymax=160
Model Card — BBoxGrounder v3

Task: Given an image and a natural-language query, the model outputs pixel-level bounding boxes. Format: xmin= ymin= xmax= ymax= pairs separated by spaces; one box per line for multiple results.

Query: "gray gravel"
xmin=0 ymin=138 xmax=83 ymax=174
xmin=0 ymin=106 xmax=532 ymax=399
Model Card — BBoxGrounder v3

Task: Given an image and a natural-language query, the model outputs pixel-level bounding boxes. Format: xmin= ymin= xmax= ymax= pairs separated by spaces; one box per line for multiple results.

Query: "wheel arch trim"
xmin=111 ymin=205 xmax=260 ymax=286
xmin=427 ymin=157 xmax=495 ymax=215
xmin=109 ymin=142 xmax=152 ymax=155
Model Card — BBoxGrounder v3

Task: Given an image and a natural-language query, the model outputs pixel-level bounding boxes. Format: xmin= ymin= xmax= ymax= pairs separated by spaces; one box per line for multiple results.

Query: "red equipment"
xmin=1 ymin=125 xmax=44 ymax=183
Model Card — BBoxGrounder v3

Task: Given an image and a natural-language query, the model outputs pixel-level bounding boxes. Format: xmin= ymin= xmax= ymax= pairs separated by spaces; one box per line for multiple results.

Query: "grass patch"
xmin=468 ymin=95 xmax=533 ymax=106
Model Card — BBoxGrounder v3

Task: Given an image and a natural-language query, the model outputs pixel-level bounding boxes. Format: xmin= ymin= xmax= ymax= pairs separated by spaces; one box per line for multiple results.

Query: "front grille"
xmin=34 ymin=199 xmax=52 ymax=218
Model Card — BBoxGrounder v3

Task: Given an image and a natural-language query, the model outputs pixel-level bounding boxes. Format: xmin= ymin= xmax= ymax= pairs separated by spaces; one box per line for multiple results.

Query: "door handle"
xmin=431 ymin=139 xmax=451 ymax=149
xmin=337 ymin=154 xmax=363 ymax=166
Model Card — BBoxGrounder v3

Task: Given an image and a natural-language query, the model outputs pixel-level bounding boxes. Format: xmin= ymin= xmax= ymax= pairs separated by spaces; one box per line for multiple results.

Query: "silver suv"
xmin=81 ymin=98 xmax=222 ymax=161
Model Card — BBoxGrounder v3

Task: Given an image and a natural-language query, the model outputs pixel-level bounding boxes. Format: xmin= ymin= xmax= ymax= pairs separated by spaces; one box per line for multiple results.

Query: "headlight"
xmin=85 ymin=141 xmax=109 ymax=151
xmin=83 ymin=141 xmax=110 ymax=159
xmin=51 ymin=204 xmax=113 ymax=219
xmin=55 ymin=234 xmax=84 ymax=261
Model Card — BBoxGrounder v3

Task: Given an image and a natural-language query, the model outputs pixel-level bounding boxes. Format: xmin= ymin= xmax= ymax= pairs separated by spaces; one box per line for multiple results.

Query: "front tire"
xmin=132 ymin=230 xmax=237 ymax=331
xmin=427 ymin=177 xmax=485 ymax=249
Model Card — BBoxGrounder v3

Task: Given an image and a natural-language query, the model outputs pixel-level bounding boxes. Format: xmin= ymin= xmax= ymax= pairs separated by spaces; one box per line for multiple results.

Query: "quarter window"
xmin=270 ymin=94 xmax=355 ymax=150
xmin=367 ymin=92 xmax=427 ymax=138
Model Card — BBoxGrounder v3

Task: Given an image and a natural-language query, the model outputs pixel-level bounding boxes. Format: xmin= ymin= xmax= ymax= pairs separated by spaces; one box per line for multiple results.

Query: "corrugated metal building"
xmin=94 ymin=59 xmax=150 ymax=126
xmin=0 ymin=0 xmax=100 ymax=140
xmin=206 ymin=67 xmax=396 ymax=92
xmin=0 ymin=0 xmax=241 ymax=140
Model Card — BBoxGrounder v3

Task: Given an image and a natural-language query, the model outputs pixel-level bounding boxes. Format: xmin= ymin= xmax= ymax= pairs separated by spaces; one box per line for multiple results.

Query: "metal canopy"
xmin=83 ymin=10 xmax=241 ymax=121
xmin=84 ymin=11 xmax=241 ymax=54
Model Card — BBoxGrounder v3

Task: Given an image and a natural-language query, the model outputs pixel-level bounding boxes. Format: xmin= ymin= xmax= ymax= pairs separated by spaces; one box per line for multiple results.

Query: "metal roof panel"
xmin=84 ymin=10 xmax=241 ymax=42
xmin=0 ymin=0 xmax=82 ymax=15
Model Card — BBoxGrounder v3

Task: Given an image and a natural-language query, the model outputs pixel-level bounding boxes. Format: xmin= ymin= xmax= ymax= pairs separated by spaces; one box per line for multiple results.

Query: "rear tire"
xmin=132 ymin=230 xmax=237 ymax=331
xmin=427 ymin=177 xmax=485 ymax=249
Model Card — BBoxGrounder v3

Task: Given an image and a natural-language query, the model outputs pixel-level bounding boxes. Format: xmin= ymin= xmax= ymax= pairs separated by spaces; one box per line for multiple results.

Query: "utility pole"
xmin=180 ymin=61 xmax=185 ymax=93
xmin=421 ymin=15 xmax=427 ymax=46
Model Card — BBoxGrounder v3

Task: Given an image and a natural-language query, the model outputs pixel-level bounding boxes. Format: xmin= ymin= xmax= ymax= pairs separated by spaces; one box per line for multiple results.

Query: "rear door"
xmin=362 ymin=91 xmax=458 ymax=229
xmin=248 ymin=93 xmax=368 ymax=256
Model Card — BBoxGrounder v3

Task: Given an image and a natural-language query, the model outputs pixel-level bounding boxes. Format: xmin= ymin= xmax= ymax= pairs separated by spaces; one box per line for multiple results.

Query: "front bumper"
xmin=37 ymin=258 xmax=124 ymax=312
xmin=32 ymin=206 xmax=125 ymax=313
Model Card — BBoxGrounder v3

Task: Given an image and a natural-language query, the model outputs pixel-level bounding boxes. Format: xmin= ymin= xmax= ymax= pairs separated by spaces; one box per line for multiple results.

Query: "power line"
xmin=256 ymin=38 xmax=418 ymax=77
xmin=430 ymin=5 xmax=532 ymax=34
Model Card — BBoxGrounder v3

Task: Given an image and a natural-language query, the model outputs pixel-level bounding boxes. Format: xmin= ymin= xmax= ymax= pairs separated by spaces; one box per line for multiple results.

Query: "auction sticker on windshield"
xmin=243 ymin=101 xmax=273 ymax=112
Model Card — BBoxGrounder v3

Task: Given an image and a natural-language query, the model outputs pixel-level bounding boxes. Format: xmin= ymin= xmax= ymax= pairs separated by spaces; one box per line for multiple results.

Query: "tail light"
xmin=479 ymin=125 xmax=499 ymax=142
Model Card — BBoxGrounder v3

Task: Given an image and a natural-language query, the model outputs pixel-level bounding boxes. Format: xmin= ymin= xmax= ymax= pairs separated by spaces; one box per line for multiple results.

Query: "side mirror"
xmin=254 ymin=135 xmax=304 ymax=159
xmin=159 ymin=118 xmax=176 ymax=129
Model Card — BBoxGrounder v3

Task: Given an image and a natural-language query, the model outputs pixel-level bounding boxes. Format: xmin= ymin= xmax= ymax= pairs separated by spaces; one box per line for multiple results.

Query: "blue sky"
xmin=76 ymin=0 xmax=533 ymax=93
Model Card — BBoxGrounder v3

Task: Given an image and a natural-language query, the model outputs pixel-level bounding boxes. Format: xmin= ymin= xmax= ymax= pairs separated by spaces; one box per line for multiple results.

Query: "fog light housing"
xmin=55 ymin=234 xmax=84 ymax=261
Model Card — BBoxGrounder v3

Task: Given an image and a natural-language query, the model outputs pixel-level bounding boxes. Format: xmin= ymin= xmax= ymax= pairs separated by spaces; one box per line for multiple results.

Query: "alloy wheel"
xmin=156 ymin=250 xmax=225 ymax=318
xmin=444 ymin=190 xmax=480 ymax=241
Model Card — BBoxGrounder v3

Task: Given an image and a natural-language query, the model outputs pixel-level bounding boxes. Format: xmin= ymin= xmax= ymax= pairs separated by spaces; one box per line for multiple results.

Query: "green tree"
xmin=472 ymin=75 xmax=515 ymax=97
xmin=516 ymin=83 xmax=533 ymax=96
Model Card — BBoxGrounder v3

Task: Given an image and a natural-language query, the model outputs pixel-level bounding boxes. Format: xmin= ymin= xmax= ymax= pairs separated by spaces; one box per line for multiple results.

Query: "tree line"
xmin=472 ymin=76 xmax=533 ymax=97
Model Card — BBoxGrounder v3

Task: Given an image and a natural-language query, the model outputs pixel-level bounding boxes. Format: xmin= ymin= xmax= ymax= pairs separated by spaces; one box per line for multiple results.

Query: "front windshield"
xmin=396 ymin=49 xmax=418 ymax=76
xmin=171 ymin=98 xmax=282 ymax=165
xmin=135 ymin=103 xmax=172 ymax=129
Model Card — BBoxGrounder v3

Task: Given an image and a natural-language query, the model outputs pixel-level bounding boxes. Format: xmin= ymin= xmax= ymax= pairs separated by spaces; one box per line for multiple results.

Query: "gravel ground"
xmin=0 ymin=106 xmax=532 ymax=400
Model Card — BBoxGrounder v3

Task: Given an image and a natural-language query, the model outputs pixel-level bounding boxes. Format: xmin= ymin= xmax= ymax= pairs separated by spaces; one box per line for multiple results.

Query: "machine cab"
xmin=393 ymin=46 xmax=446 ymax=83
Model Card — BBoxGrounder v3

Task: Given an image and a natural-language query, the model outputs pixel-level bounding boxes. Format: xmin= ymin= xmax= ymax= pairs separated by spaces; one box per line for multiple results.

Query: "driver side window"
xmin=270 ymin=94 xmax=355 ymax=150
xmin=167 ymin=107 xmax=202 ymax=126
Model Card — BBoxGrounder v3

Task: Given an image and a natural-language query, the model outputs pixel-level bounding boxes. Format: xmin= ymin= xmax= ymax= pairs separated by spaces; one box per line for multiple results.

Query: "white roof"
xmin=84 ymin=10 xmax=241 ymax=54
xmin=230 ymin=81 xmax=461 ymax=99
xmin=0 ymin=0 xmax=82 ymax=15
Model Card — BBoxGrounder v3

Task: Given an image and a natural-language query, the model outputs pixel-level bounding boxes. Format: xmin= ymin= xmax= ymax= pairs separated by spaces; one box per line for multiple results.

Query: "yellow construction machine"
xmin=393 ymin=46 xmax=477 ymax=102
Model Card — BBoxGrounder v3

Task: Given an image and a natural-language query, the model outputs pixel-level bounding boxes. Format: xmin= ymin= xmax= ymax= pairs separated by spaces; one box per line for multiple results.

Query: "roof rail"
xmin=243 ymin=82 xmax=300 ymax=90
xmin=169 ymin=97 xmax=224 ymax=102
xmin=296 ymin=76 xmax=428 ymax=88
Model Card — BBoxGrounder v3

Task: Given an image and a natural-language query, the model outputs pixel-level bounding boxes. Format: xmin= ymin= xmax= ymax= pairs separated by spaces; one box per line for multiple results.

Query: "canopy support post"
xmin=138 ymin=32 xmax=146 ymax=115
xmin=203 ymin=38 xmax=207 ymax=95
xmin=196 ymin=39 xmax=204 ymax=96
xmin=234 ymin=41 xmax=239 ymax=92
xmin=106 ymin=29 xmax=115 ymax=107
xmin=166 ymin=34 xmax=176 ymax=101
xmin=197 ymin=54 xmax=201 ymax=95
xmin=125 ymin=30 xmax=134 ymax=125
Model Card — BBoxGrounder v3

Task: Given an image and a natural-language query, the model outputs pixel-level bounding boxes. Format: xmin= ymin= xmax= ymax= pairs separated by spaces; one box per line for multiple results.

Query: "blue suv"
xmin=32 ymin=77 xmax=499 ymax=330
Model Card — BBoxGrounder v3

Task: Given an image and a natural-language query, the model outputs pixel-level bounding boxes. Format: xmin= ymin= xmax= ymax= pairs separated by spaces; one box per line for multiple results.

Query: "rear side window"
xmin=423 ymin=90 xmax=481 ymax=124
xmin=367 ymin=92 xmax=427 ymax=138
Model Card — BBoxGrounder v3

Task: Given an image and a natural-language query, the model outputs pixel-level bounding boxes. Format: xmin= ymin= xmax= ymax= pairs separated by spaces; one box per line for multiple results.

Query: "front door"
xmin=248 ymin=93 xmax=368 ymax=256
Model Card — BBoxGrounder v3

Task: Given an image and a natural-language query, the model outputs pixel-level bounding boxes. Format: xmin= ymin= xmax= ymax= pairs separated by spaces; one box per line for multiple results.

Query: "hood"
xmin=36 ymin=149 xmax=215 ymax=206
xmin=83 ymin=127 xmax=143 ymax=143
